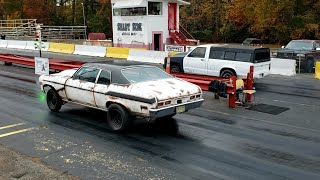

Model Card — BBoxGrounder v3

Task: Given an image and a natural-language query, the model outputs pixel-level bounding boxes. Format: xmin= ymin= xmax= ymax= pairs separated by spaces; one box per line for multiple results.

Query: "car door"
xmin=93 ymin=70 xmax=112 ymax=109
xmin=65 ymin=67 xmax=100 ymax=105
xmin=183 ymin=47 xmax=207 ymax=75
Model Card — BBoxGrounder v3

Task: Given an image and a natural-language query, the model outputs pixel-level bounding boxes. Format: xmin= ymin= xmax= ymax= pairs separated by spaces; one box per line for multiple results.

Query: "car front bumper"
xmin=149 ymin=99 xmax=204 ymax=121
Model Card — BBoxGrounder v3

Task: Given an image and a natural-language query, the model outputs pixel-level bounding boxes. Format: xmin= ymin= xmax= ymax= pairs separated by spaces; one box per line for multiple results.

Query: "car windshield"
xmin=122 ymin=66 xmax=172 ymax=83
xmin=285 ymin=41 xmax=314 ymax=50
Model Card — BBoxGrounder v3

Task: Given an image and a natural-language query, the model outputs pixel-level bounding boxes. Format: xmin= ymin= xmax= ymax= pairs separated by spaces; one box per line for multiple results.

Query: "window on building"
xmin=148 ymin=2 xmax=162 ymax=15
xmin=113 ymin=7 xmax=147 ymax=16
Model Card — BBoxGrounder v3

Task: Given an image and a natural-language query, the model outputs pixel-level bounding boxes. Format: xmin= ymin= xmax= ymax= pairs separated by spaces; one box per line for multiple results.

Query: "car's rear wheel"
xmin=221 ymin=69 xmax=236 ymax=78
xmin=170 ymin=65 xmax=181 ymax=73
xmin=46 ymin=89 xmax=62 ymax=112
xmin=107 ymin=104 xmax=132 ymax=132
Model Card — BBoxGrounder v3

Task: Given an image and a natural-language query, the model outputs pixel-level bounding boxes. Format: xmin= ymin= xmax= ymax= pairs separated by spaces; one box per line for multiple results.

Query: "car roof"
xmin=82 ymin=60 xmax=159 ymax=84
xmin=211 ymin=45 xmax=269 ymax=53
xmin=290 ymin=39 xmax=320 ymax=42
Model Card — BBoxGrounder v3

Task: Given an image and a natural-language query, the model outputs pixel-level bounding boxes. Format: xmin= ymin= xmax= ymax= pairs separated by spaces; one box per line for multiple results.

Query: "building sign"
xmin=185 ymin=46 xmax=196 ymax=52
xmin=117 ymin=22 xmax=143 ymax=36
xmin=165 ymin=45 xmax=185 ymax=53
xmin=35 ymin=57 xmax=49 ymax=75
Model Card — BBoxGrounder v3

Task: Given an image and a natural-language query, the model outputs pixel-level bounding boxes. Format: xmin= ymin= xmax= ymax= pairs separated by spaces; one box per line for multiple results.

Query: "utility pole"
xmin=81 ymin=2 xmax=87 ymax=39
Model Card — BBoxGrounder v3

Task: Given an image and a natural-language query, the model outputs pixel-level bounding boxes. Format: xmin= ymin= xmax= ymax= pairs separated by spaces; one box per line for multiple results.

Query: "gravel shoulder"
xmin=0 ymin=144 xmax=78 ymax=180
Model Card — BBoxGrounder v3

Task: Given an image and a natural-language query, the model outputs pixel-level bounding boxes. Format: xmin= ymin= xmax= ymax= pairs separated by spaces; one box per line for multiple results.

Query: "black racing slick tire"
xmin=46 ymin=89 xmax=62 ymax=112
xmin=221 ymin=69 xmax=236 ymax=78
xmin=107 ymin=104 xmax=132 ymax=132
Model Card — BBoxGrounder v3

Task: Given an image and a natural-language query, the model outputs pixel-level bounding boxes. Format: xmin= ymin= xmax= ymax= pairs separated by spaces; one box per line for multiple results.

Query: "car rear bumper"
xmin=149 ymin=99 xmax=204 ymax=121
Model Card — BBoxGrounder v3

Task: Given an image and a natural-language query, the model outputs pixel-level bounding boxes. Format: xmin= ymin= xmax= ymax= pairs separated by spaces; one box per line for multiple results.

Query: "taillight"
xmin=157 ymin=102 xmax=164 ymax=107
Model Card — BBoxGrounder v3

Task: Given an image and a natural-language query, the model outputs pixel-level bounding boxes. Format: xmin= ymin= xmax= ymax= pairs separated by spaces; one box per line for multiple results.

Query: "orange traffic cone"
xmin=166 ymin=52 xmax=171 ymax=74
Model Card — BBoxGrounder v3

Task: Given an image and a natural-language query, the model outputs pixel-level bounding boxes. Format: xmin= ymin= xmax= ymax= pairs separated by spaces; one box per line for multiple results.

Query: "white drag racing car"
xmin=39 ymin=61 xmax=204 ymax=131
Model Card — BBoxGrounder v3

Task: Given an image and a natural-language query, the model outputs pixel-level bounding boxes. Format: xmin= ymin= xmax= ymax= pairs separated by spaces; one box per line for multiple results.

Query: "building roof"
xmin=111 ymin=0 xmax=190 ymax=8
xmin=169 ymin=0 xmax=190 ymax=5
xmin=112 ymin=0 xmax=146 ymax=9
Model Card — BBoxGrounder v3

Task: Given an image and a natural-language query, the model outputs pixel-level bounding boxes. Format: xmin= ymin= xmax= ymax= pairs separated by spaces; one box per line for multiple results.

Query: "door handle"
xmin=200 ymin=59 xmax=205 ymax=61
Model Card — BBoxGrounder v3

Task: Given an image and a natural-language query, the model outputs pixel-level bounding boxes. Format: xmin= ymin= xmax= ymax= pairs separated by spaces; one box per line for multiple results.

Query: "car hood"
xmin=52 ymin=68 xmax=78 ymax=77
xmin=131 ymin=78 xmax=201 ymax=101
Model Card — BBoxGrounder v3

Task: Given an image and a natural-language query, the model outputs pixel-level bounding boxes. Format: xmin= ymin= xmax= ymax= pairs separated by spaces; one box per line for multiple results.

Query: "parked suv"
xmin=276 ymin=40 xmax=320 ymax=73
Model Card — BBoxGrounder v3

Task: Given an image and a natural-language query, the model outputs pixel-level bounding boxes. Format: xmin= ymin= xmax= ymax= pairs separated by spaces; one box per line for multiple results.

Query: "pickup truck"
xmin=276 ymin=39 xmax=320 ymax=73
xmin=165 ymin=44 xmax=271 ymax=78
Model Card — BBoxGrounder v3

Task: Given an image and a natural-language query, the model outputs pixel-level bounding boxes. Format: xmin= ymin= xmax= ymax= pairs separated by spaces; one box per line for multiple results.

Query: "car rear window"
xmin=122 ymin=66 xmax=172 ymax=83
xmin=254 ymin=51 xmax=270 ymax=63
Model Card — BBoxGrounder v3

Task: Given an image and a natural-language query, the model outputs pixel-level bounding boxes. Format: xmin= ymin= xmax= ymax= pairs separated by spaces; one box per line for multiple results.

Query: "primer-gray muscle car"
xmin=39 ymin=61 xmax=204 ymax=131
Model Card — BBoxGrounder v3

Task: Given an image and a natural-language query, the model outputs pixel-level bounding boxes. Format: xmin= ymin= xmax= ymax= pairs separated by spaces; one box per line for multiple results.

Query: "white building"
xmin=111 ymin=0 xmax=197 ymax=51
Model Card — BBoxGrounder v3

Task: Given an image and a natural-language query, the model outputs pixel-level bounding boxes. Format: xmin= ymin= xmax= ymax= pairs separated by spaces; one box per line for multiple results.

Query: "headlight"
xmin=297 ymin=53 xmax=305 ymax=57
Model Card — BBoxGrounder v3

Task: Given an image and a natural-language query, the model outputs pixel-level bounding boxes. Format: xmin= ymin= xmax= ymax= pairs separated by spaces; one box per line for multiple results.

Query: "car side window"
xmin=209 ymin=49 xmax=225 ymax=59
xmin=188 ymin=47 xmax=206 ymax=58
xmin=73 ymin=67 xmax=99 ymax=83
xmin=235 ymin=53 xmax=252 ymax=62
xmin=224 ymin=52 xmax=236 ymax=60
xmin=97 ymin=70 xmax=111 ymax=85
xmin=315 ymin=42 xmax=320 ymax=50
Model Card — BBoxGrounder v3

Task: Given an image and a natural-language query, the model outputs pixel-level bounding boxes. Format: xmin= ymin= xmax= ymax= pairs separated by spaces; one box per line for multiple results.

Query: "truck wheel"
xmin=46 ymin=89 xmax=62 ymax=112
xmin=170 ymin=65 xmax=181 ymax=73
xmin=107 ymin=104 xmax=132 ymax=132
xmin=221 ymin=69 xmax=236 ymax=78
xmin=306 ymin=58 xmax=314 ymax=73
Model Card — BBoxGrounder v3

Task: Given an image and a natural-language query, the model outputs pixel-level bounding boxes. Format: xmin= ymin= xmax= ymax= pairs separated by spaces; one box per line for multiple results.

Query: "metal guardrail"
xmin=0 ymin=19 xmax=86 ymax=41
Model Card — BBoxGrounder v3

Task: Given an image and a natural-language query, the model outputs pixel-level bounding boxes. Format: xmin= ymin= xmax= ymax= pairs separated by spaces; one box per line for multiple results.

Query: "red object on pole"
xmin=246 ymin=66 xmax=254 ymax=103
xmin=228 ymin=76 xmax=237 ymax=108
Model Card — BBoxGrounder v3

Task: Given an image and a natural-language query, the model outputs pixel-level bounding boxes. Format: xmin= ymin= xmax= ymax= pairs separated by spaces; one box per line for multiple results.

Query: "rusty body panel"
xmin=39 ymin=63 xmax=204 ymax=120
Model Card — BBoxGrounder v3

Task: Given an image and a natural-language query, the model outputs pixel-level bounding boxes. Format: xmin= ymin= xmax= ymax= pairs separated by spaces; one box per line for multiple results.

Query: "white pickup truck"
xmin=166 ymin=44 xmax=271 ymax=78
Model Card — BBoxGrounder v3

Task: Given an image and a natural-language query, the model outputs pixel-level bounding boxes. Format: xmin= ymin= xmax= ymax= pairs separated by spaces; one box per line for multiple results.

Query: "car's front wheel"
xmin=46 ymin=89 xmax=62 ymax=112
xmin=107 ymin=104 xmax=132 ymax=132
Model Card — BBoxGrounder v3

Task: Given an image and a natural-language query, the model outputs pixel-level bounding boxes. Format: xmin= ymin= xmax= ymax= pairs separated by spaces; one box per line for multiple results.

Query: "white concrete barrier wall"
xmin=0 ymin=40 xmax=7 ymax=48
xmin=41 ymin=42 xmax=49 ymax=51
xmin=73 ymin=45 xmax=106 ymax=57
xmin=25 ymin=41 xmax=49 ymax=51
xmin=270 ymin=58 xmax=296 ymax=76
xmin=25 ymin=41 xmax=36 ymax=50
xmin=6 ymin=40 xmax=27 ymax=49
xmin=128 ymin=49 xmax=167 ymax=64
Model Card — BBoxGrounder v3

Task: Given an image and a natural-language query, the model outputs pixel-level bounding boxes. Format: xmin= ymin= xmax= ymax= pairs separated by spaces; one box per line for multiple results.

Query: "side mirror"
xmin=281 ymin=46 xmax=285 ymax=49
